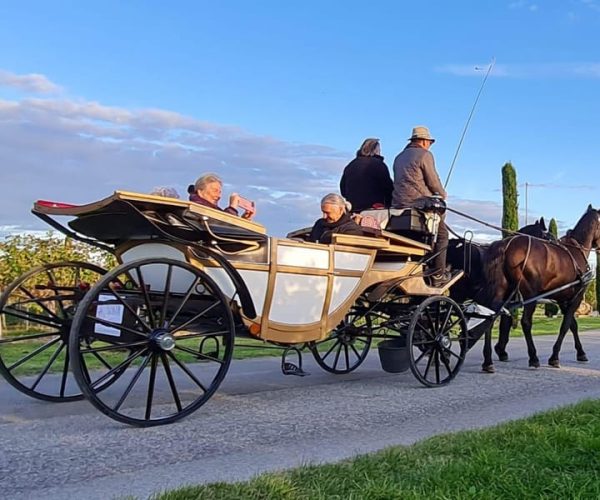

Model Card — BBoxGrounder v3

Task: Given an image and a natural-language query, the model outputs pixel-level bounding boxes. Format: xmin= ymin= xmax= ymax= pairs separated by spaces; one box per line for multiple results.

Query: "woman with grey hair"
xmin=150 ymin=186 xmax=180 ymax=199
xmin=190 ymin=172 xmax=255 ymax=219
xmin=308 ymin=193 xmax=364 ymax=244
xmin=339 ymin=138 xmax=393 ymax=212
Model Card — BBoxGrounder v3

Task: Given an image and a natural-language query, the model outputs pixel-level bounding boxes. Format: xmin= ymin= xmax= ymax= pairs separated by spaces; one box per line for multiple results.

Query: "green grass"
xmin=2 ymin=314 xmax=600 ymax=377
xmin=0 ymin=335 xmax=282 ymax=377
xmin=151 ymin=399 xmax=600 ymax=499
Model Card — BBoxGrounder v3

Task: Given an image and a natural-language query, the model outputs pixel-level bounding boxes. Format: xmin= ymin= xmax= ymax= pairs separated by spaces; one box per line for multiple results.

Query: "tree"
xmin=501 ymin=162 xmax=519 ymax=238
xmin=548 ymin=218 xmax=558 ymax=238
xmin=501 ymin=162 xmax=519 ymax=326
xmin=0 ymin=232 xmax=116 ymax=288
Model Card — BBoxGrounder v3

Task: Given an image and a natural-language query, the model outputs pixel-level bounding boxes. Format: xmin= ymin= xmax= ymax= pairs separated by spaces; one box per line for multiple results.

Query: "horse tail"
xmin=480 ymin=240 xmax=508 ymax=310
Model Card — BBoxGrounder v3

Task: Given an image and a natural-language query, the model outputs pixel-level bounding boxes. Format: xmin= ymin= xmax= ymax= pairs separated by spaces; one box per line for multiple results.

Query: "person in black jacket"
xmin=339 ymin=138 xmax=393 ymax=212
xmin=308 ymin=193 xmax=365 ymax=244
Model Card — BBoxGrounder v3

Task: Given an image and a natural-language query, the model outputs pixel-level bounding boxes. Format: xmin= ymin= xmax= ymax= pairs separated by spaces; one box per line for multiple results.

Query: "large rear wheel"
xmin=0 ymin=261 xmax=106 ymax=401
xmin=69 ymin=257 xmax=235 ymax=426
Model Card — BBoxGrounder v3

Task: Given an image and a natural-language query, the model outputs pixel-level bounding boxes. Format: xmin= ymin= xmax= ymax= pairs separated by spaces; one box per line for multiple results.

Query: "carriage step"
xmin=281 ymin=347 xmax=309 ymax=377
xmin=282 ymin=362 xmax=309 ymax=377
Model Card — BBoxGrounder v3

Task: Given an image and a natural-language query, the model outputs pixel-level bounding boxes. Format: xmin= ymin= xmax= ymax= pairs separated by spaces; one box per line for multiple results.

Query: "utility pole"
xmin=525 ymin=182 xmax=529 ymax=225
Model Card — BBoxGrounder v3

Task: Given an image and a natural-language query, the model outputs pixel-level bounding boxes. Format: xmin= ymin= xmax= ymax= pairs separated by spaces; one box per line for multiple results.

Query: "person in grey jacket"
xmin=392 ymin=126 xmax=449 ymax=285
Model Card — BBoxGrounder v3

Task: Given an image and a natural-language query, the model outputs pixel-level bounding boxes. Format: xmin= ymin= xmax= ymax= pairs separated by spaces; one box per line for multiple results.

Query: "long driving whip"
xmin=444 ymin=57 xmax=496 ymax=189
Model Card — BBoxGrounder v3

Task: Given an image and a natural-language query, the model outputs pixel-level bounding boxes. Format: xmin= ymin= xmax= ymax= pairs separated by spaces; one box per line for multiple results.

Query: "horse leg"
xmin=570 ymin=316 xmax=588 ymax=362
xmin=482 ymin=322 xmax=495 ymax=373
xmin=520 ymin=303 xmax=540 ymax=368
xmin=494 ymin=314 xmax=511 ymax=362
xmin=549 ymin=302 xmax=578 ymax=368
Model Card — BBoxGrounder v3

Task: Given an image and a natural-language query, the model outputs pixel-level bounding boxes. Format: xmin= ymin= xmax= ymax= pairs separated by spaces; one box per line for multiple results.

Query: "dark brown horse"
xmin=481 ymin=206 xmax=600 ymax=371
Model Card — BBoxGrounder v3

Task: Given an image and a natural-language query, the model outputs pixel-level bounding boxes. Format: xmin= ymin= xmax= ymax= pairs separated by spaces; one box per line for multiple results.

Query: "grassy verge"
xmin=152 ymin=399 xmax=600 ymax=499
xmin=2 ymin=314 xmax=600 ymax=377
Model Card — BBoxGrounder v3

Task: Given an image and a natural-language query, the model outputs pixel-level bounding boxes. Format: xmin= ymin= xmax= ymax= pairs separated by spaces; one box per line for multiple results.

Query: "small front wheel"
xmin=69 ymin=257 xmax=235 ymax=426
xmin=309 ymin=299 xmax=372 ymax=374
xmin=408 ymin=296 xmax=468 ymax=387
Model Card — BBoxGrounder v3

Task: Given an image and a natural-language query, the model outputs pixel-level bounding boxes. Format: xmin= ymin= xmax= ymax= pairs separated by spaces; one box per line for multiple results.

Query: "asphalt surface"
xmin=2 ymin=332 xmax=600 ymax=499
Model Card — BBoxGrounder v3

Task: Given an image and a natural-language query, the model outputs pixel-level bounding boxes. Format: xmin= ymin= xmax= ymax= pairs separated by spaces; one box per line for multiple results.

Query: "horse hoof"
xmin=494 ymin=345 xmax=509 ymax=362
xmin=482 ymin=364 xmax=495 ymax=374
xmin=548 ymin=359 xmax=560 ymax=368
xmin=577 ymin=355 xmax=589 ymax=363
xmin=529 ymin=361 xmax=540 ymax=369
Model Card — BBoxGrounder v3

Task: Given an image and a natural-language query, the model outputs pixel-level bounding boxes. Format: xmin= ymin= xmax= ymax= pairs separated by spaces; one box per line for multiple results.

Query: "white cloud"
xmin=508 ymin=1 xmax=539 ymax=11
xmin=0 ymin=70 xmax=62 ymax=94
xmin=0 ymin=82 xmax=348 ymax=237
xmin=436 ymin=62 xmax=600 ymax=79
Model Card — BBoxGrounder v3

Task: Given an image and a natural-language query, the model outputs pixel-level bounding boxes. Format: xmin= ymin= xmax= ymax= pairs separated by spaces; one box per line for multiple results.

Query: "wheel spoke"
xmin=8 ymin=337 xmax=61 ymax=371
xmin=89 ymin=348 xmax=149 ymax=389
xmin=173 ymin=330 xmax=230 ymax=341
xmin=2 ymin=306 xmax=62 ymax=329
xmin=174 ymin=344 xmax=225 ymax=364
xmin=332 ymin=342 xmax=343 ymax=371
xmin=170 ymin=300 xmax=221 ymax=334
xmin=167 ymin=351 xmax=207 ymax=392
xmin=135 ymin=267 xmax=156 ymax=329
xmin=31 ymin=342 xmax=64 ymax=390
xmin=320 ymin=340 xmax=340 ymax=362
xmin=79 ymin=340 xmax=147 ymax=354
xmin=45 ymin=269 xmax=68 ymax=318
xmin=105 ymin=288 xmax=152 ymax=333
xmin=113 ymin=354 xmax=152 ymax=412
xmin=434 ymin=349 xmax=441 ymax=384
xmin=159 ymin=264 xmax=173 ymax=328
xmin=0 ymin=330 xmax=62 ymax=344
xmin=414 ymin=347 xmax=430 ymax=365
xmin=168 ymin=278 xmax=200 ymax=327
xmin=439 ymin=348 xmax=453 ymax=376
xmin=60 ymin=343 xmax=70 ymax=397
xmin=145 ymin=355 xmax=158 ymax=420
xmin=349 ymin=342 xmax=362 ymax=360
xmin=17 ymin=285 xmax=62 ymax=322
xmin=423 ymin=348 xmax=435 ymax=379
xmin=439 ymin=306 xmax=453 ymax=335
xmin=343 ymin=344 xmax=350 ymax=371
xmin=160 ymin=352 xmax=182 ymax=411
xmin=86 ymin=314 xmax=148 ymax=339
xmin=441 ymin=346 xmax=461 ymax=360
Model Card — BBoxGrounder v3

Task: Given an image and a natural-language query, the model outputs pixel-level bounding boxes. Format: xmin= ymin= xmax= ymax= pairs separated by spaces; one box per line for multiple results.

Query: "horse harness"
xmin=503 ymin=234 xmax=592 ymax=310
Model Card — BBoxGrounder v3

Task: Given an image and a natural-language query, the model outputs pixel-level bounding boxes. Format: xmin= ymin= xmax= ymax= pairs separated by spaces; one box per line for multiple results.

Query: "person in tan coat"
xmin=392 ymin=126 xmax=449 ymax=285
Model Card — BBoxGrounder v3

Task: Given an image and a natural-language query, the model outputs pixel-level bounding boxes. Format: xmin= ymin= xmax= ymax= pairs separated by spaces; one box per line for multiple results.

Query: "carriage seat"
xmin=359 ymin=208 xmax=432 ymax=235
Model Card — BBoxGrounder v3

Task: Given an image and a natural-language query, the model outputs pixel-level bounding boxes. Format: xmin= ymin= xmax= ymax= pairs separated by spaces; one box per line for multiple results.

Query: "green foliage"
xmin=544 ymin=302 xmax=559 ymax=317
xmin=154 ymin=400 xmax=600 ymax=500
xmin=501 ymin=162 xmax=519 ymax=238
xmin=548 ymin=217 xmax=558 ymax=238
xmin=0 ymin=233 xmax=116 ymax=288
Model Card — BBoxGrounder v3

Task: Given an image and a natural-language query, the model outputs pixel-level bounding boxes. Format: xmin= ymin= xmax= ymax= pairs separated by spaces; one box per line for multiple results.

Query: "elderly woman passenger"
xmin=308 ymin=193 xmax=365 ymax=244
xmin=190 ymin=173 xmax=256 ymax=220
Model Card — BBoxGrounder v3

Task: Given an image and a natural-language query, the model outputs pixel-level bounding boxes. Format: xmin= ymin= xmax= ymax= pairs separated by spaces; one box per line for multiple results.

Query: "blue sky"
xmin=1 ymin=0 xmax=599 ymax=239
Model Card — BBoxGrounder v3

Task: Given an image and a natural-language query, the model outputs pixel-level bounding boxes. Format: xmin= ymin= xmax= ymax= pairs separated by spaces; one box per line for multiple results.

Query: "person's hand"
xmin=241 ymin=205 xmax=256 ymax=220
xmin=229 ymin=193 xmax=240 ymax=210
xmin=351 ymin=213 xmax=363 ymax=224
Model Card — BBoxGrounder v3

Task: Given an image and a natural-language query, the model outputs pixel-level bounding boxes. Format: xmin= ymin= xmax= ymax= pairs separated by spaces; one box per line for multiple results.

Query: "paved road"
xmin=2 ymin=332 xmax=600 ymax=499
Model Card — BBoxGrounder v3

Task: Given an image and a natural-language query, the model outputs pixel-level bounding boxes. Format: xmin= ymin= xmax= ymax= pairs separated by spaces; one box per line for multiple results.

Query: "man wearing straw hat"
xmin=392 ymin=126 xmax=449 ymax=286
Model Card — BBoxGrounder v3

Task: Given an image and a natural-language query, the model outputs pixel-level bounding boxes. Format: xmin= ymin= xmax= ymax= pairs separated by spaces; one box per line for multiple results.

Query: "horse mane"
xmin=568 ymin=206 xmax=597 ymax=244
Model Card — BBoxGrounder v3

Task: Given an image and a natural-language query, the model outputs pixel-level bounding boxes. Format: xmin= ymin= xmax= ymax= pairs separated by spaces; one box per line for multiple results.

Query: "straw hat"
xmin=408 ymin=126 xmax=435 ymax=143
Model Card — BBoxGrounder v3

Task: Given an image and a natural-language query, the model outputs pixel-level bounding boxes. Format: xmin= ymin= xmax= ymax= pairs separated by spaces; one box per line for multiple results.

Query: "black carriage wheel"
xmin=0 ymin=261 xmax=107 ymax=402
xmin=69 ymin=257 xmax=235 ymax=426
xmin=309 ymin=299 xmax=372 ymax=374
xmin=407 ymin=296 xmax=468 ymax=387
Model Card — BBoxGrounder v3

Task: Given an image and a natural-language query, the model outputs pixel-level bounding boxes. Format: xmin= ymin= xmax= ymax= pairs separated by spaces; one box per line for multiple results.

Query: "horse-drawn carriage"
xmin=0 ymin=191 xmax=500 ymax=426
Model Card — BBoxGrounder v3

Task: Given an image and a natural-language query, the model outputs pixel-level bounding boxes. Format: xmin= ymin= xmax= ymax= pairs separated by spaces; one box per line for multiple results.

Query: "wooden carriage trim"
xmin=34 ymin=190 xmax=267 ymax=235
